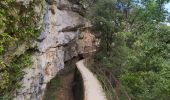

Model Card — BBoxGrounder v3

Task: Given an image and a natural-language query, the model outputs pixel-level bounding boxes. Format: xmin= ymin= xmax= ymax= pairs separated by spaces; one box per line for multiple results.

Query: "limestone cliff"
xmin=14 ymin=0 xmax=96 ymax=100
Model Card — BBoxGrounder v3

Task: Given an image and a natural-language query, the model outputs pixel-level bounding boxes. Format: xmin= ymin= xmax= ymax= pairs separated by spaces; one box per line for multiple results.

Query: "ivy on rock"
xmin=0 ymin=0 xmax=44 ymax=99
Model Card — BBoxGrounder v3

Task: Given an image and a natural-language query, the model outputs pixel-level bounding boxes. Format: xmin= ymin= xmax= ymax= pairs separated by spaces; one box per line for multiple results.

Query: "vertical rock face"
xmin=14 ymin=0 xmax=96 ymax=100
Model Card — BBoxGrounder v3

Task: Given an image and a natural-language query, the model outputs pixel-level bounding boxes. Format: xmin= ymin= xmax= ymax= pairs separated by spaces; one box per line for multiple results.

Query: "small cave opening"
xmin=77 ymin=54 xmax=84 ymax=60
xmin=43 ymin=55 xmax=84 ymax=100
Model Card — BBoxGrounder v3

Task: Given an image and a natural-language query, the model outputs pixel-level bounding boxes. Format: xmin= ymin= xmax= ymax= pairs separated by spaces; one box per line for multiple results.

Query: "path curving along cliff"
xmin=76 ymin=59 xmax=106 ymax=100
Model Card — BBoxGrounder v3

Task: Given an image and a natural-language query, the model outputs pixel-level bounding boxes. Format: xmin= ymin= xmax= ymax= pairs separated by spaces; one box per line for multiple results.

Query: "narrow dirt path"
xmin=76 ymin=60 xmax=106 ymax=100
xmin=55 ymin=72 xmax=74 ymax=100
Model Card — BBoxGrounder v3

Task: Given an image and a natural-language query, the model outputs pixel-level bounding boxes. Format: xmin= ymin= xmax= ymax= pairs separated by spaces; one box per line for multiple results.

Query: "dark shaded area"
xmin=72 ymin=67 xmax=84 ymax=100
xmin=43 ymin=57 xmax=84 ymax=100
xmin=72 ymin=54 xmax=84 ymax=100
xmin=45 ymin=0 xmax=56 ymax=5
xmin=43 ymin=75 xmax=61 ymax=100
xmin=78 ymin=54 xmax=84 ymax=60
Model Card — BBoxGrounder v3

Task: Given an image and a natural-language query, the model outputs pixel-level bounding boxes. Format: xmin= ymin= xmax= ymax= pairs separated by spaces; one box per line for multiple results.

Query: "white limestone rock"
xmin=14 ymin=0 xmax=96 ymax=99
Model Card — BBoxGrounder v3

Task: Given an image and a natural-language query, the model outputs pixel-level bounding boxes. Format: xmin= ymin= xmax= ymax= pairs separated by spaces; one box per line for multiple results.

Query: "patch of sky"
xmin=165 ymin=3 xmax=170 ymax=12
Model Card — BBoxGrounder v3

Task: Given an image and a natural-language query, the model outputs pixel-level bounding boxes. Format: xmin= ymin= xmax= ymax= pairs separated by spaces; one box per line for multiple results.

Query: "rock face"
xmin=14 ymin=0 xmax=96 ymax=100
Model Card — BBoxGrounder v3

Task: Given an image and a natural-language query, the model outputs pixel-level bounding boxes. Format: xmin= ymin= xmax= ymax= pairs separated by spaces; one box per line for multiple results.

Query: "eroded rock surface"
xmin=14 ymin=0 xmax=96 ymax=100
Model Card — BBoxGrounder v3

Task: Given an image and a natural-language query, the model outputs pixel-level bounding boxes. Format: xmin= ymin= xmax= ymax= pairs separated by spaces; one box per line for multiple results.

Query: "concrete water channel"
xmin=44 ymin=57 xmax=106 ymax=100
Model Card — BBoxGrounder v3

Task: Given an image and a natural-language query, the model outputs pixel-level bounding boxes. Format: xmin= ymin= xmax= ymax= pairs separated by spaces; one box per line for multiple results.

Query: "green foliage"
xmin=0 ymin=52 xmax=33 ymax=99
xmin=89 ymin=0 xmax=129 ymax=75
xmin=0 ymin=0 xmax=44 ymax=54
xmin=121 ymin=71 xmax=170 ymax=100
xmin=121 ymin=24 xmax=170 ymax=100
xmin=89 ymin=0 xmax=122 ymax=52
xmin=79 ymin=0 xmax=95 ymax=8
xmin=48 ymin=75 xmax=61 ymax=89
xmin=89 ymin=0 xmax=170 ymax=99
xmin=0 ymin=0 xmax=41 ymax=42
xmin=0 ymin=33 xmax=16 ymax=54
xmin=94 ymin=32 xmax=128 ymax=75
xmin=122 ymin=1 xmax=170 ymax=99
xmin=0 ymin=0 xmax=44 ymax=99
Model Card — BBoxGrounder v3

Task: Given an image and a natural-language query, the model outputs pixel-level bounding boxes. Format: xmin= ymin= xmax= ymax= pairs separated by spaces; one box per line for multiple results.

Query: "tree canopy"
xmin=88 ymin=0 xmax=170 ymax=99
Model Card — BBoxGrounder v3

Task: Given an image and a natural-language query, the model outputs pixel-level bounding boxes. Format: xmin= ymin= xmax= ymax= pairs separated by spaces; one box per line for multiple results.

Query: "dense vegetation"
xmin=88 ymin=0 xmax=170 ymax=99
xmin=0 ymin=0 xmax=44 ymax=99
xmin=0 ymin=0 xmax=169 ymax=99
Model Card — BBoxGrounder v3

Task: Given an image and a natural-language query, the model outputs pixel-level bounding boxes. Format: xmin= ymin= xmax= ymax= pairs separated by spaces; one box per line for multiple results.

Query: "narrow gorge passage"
xmin=54 ymin=71 xmax=75 ymax=100
xmin=44 ymin=56 xmax=84 ymax=100
xmin=44 ymin=69 xmax=76 ymax=100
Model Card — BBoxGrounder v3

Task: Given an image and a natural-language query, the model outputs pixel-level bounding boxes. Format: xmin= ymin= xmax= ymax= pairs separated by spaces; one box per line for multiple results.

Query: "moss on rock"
xmin=0 ymin=0 xmax=45 ymax=99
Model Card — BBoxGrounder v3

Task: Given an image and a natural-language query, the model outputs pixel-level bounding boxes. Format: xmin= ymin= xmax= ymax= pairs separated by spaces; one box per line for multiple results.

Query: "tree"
xmin=89 ymin=0 xmax=170 ymax=99
xmin=120 ymin=0 xmax=170 ymax=99
xmin=121 ymin=24 xmax=170 ymax=99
